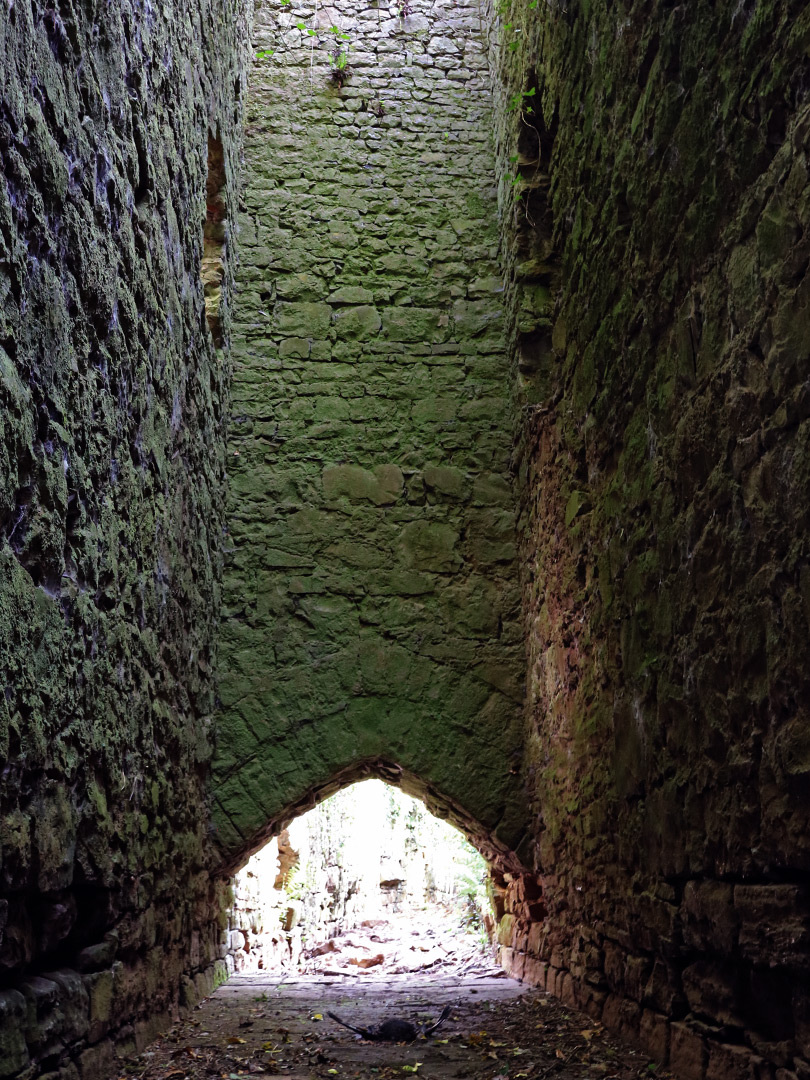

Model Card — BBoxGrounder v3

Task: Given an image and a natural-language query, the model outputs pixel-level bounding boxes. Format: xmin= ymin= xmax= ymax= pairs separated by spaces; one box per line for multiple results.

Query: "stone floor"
xmin=122 ymin=971 xmax=674 ymax=1080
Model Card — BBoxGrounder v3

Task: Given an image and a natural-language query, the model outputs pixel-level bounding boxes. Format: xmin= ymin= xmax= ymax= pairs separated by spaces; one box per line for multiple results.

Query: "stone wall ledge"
xmin=0 ymin=956 xmax=227 ymax=1080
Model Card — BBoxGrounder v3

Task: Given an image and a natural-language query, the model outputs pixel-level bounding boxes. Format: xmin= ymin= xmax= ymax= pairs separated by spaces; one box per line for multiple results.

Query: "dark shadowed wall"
xmin=0 ymin=0 xmax=248 ymax=1073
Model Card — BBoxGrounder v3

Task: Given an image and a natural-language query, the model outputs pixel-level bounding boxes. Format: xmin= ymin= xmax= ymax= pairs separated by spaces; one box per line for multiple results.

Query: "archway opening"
xmin=222 ymin=779 xmax=506 ymax=979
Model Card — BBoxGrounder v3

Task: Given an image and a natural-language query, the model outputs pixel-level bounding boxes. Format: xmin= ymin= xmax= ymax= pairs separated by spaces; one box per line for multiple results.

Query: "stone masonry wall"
xmin=213 ymin=0 xmax=528 ymax=873
xmin=488 ymin=2 xmax=810 ymax=1079
xmin=0 ymin=0 xmax=249 ymax=1075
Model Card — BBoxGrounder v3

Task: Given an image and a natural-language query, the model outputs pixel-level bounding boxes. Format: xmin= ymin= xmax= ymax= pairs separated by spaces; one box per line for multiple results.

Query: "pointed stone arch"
xmin=212 ymin=755 xmax=529 ymax=878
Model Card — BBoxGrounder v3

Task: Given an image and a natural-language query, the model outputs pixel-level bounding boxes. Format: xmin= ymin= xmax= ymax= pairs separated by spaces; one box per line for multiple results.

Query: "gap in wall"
xmin=225 ymin=780 xmax=498 ymax=978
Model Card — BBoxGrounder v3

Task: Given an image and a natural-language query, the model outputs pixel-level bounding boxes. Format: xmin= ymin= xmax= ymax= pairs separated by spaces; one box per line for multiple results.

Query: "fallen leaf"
xmin=228 ymin=1036 xmax=247 ymax=1045
xmin=312 ymin=1014 xmax=323 ymax=1021
xmin=401 ymin=1064 xmax=422 ymax=1073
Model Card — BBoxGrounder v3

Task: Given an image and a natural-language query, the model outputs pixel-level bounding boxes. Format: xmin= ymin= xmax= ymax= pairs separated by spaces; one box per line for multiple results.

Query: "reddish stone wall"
xmin=489 ymin=1 xmax=810 ymax=1078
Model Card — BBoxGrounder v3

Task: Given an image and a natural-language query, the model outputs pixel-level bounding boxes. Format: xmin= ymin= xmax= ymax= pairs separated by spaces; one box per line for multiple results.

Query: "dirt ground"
xmin=122 ymin=915 xmax=673 ymax=1080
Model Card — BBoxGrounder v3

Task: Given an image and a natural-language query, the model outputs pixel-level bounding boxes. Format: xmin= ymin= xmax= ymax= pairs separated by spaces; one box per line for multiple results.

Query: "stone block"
xmin=78 ymin=1040 xmax=116 ymax=1080
xmin=560 ymin=972 xmax=577 ymax=1007
xmin=522 ymin=957 xmax=548 ymax=987
xmin=75 ymin=932 xmax=119 ymax=974
xmin=497 ymin=914 xmax=515 ymax=947
xmin=451 ymin=298 xmax=502 ymax=337
xmin=643 ymin=958 xmax=685 ymax=1014
xmin=527 ymin=921 xmax=545 ymax=956
xmin=670 ymin=1022 xmax=707 ymax=1080
xmin=20 ymin=975 xmax=62 ymax=1057
xmin=398 ymin=520 xmax=460 ymax=572
xmin=422 ymin=465 xmax=468 ymax=498
xmin=682 ymin=960 xmax=745 ymax=1027
xmin=382 ymin=307 xmax=441 ymax=342
xmin=624 ymin=954 xmax=654 ymax=1003
xmin=580 ymin=988 xmax=608 ymax=1021
xmin=682 ymin=881 xmax=739 ymax=955
xmin=706 ymin=1041 xmax=765 ymax=1080
xmin=735 ymin=886 xmax=810 ymax=969
xmin=0 ymin=990 xmax=29 ymax=1078
xmin=640 ymin=1009 xmax=670 ymax=1064
xmin=328 ymin=286 xmax=375 ymax=304
xmin=602 ymin=995 xmax=641 ymax=1041
xmin=194 ymin=968 xmax=215 ymax=1002
xmin=275 ymin=302 xmax=332 ymax=337
xmin=179 ymin=975 xmax=198 ymax=1010
xmin=41 ymin=970 xmax=89 ymax=1042
xmin=85 ymin=969 xmax=115 ymax=1041
xmin=39 ymin=1066 xmax=79 ymax=1080
xmin=333 ymin=305 xmax=382 ymax=339
xmin=32 ymin=785 xmax=77 ymax=891
xmin=278 ymin=337 xmax=311 ymax=358
xmin=133 ymin=1011 xmax=171 ymax=1052
xmin=323 ymin=464 xmax=403 ymax=505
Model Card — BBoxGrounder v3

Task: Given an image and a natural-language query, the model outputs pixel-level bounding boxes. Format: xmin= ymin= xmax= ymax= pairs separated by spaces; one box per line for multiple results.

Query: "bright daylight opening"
xmin=225 ymin=780 xmax=502 ymax=980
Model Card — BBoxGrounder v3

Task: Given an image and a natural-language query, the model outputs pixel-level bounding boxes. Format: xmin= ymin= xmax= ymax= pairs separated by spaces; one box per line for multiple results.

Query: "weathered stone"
xmin=275 ymin=302 xmax=332 ymax=337
xmin=78 ymin=1040 xmax=116 ymax=1080
xmin=683 ymin=881 xmax=738 ymax=955
xmin=322 ymin=464 xmax=404 ymax=505
xmin=41 ymin=970 xmax=89 ymax=1042
xmin=639 ymin=1009 xmax=670 ymax=1065
xmin=682 ymin=961 xmax=745 ymax=1027
xmin=398 ymin=521 xmax=461 ymax=573
xmin=705 ymin=1041 xmax=766 ymax=1080
xmin=669 ymin=1022 xmax=708 ymax=1080
xmin=20 ymin=976 xmax=62 ymax=1057
xmin=75 ymin=932 xmax=119 ymax=974
xmin=333 ymin=306 xmax=382 ymax=339
xmin=85 ymin=969 xmax=115 ymax=1040
xmin=0 ymin=990 xmax=29 ymax=1077
xmin=735 ymin=887 xmax=810 ymax=969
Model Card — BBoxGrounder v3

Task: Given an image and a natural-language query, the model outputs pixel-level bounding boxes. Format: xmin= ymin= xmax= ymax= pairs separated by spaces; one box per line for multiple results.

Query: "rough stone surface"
xmin=489 ymin=0 xmax=810 ymax=1077
xmin=1 ymin=0 xmax=809 ymax=1077
xmin=0 ymin=0 xmax=249 ymax=1072
xmin=213 ymin=0 xmax=527 ymax=870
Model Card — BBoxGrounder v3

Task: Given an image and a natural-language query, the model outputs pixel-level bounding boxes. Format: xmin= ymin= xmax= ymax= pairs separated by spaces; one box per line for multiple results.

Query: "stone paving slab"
xmin=125 ymin=972 xmax=674 ymax=1080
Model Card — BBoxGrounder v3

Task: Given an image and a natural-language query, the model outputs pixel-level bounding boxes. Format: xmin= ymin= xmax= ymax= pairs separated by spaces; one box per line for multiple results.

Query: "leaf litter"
xmin=121 ymin=912 xmax=672 ymax=1080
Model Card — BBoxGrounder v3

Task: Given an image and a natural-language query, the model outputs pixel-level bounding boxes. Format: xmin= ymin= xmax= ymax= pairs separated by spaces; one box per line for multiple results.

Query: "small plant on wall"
xmin=327 ymin=25 xmax=352 ymax=88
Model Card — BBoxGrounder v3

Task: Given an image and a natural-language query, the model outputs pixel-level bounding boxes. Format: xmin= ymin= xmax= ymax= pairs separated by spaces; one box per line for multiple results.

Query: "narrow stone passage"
xmin=124 ymin=973 xmax=673 ymax=1080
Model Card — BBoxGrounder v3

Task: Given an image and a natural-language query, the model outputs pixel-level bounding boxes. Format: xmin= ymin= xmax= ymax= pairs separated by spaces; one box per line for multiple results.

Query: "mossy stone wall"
xmin=213 ymin=0 xmax=528 ymax=870
xmin=0 ymin=0 xmax=249 ymax=1074
xmin=489 ymin=1 xmax=810 ymax=1077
